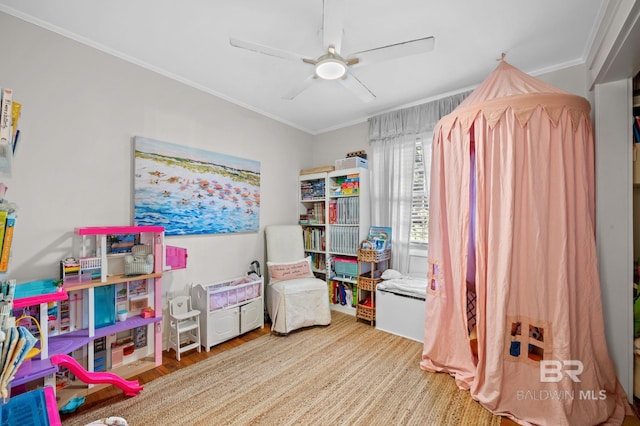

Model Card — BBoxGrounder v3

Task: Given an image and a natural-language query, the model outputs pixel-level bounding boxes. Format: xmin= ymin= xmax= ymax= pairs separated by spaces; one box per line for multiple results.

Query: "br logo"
xmin=540 ymin=360 xmax=584 ymax=383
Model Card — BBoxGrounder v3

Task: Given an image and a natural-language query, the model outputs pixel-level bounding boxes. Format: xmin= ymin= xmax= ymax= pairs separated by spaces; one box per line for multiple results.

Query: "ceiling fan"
xmin=229 ymin=0 xmax=435 ymax=102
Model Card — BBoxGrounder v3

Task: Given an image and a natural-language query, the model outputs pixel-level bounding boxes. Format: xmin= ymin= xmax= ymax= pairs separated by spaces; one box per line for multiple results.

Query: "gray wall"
xmin=0 ymin=13 xmax=314 ymax=300
xmin=594 ymin=79 xmax=635 ymax=401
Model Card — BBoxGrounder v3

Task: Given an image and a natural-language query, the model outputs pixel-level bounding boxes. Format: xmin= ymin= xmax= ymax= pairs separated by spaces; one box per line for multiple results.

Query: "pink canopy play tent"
xmin=421 ymin=60 xmax=629 ymax=425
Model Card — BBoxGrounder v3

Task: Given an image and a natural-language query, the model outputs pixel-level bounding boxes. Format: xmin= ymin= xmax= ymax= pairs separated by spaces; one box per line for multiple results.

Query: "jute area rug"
xmin=64 ymin=312 xmax=501 ymax=426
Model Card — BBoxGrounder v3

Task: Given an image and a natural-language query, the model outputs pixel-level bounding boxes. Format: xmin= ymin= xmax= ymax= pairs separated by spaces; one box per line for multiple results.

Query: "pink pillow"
xmin=267 ymin=257 xmax=314 ymax=283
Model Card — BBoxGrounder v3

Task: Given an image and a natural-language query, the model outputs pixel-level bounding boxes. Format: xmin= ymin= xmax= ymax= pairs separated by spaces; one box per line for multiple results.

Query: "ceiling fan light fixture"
xmin=315 ymin=57 xmax=347 ymax=80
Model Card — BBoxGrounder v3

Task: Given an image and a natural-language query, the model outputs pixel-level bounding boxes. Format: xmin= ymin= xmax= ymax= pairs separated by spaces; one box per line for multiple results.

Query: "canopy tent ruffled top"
xmin=438 ymin=61 xmax=591 ymax=134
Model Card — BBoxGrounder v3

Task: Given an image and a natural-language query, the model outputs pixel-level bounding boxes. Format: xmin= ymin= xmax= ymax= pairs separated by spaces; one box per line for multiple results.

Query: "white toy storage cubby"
xmin=191 ymin=275 xmax=264 ymax=351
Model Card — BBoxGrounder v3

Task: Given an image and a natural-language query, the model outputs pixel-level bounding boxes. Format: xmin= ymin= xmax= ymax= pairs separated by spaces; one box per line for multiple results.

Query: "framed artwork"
xmin=134 ymin=136 xmax=261 ymax=236
xmin=128 ymin=280 xmax=147 ymax=296
xmin=116 ymin=283 xmax=128 ymax=302
xmin=107 ymin=234 xmax=139 ymax=254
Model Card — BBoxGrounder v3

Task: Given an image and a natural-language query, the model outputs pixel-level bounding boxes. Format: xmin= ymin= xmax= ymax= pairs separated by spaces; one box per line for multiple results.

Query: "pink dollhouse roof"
xmin=438 ymin=60 xmax=591 ymax=136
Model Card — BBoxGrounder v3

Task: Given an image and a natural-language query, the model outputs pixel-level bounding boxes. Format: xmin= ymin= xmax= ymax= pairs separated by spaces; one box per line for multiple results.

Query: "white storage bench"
xmin=191 ymin=274 xmax=264 ymax=351
xmin=375 ymin=276 xmax=427 ymax=343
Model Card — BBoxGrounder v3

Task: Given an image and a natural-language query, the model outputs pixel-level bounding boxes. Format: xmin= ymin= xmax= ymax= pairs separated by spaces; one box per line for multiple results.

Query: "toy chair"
xmin=124 ymin=245 xmax=154 ymax=276
xmin=167 ymin=296 xmax=201 ymax=361
xmin=265 ymin=225 xmax=331 ymax=334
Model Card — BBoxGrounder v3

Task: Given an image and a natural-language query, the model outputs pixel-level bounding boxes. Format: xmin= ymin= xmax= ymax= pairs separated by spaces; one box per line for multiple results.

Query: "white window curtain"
xmin=368 ymin=92 xmax=470 ymax=273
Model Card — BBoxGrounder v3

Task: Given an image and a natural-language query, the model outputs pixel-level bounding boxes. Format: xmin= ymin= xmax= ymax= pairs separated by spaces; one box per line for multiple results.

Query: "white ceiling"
xmin=0 ymin=0 xmax=606 ymax=135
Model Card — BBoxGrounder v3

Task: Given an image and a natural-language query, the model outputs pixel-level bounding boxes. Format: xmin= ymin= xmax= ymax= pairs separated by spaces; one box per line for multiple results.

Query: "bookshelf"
xmin=1 ymin=86 xmax=21 ymax=399
xmin=0 ymin=86 xmax=21 ymax=274
xmin=298 ymin=167 xmax=370 ymax=316
xmin=299 ymin=172 xmax=328 ymax=277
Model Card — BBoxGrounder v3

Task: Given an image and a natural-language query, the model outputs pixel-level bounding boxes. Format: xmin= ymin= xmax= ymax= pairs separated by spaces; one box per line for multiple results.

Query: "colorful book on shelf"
xmin=0 ymin=88 xmax=13 ymax=146
xmin=0 ymin=89 xmax=13 ymax=174
xmin=0 ymin=216 xmax=15 ymax=272
xmin=11 ymin=130 xmax=19 ymax=155
xmin=11 ymin=101 xmax=21 ymax=150
xmin=328 ymin=199 xmax=337 ymax=224
xmin=0 ymin=211 xmax=7 ymax=259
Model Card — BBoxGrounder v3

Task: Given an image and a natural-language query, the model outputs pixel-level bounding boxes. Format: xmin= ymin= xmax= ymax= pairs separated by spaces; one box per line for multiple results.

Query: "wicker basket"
xmin=357 ymin=243 xmax=391 ymax=263
xmin=356 ymin=304 xmax=376 ymax=322
xmin=358 ymin=275 xmax=382 ymax=292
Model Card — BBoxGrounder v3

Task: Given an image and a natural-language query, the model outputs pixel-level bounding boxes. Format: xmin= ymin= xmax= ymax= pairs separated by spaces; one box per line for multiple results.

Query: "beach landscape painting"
xmin=134 ymin=137 xmax=260 ymax=236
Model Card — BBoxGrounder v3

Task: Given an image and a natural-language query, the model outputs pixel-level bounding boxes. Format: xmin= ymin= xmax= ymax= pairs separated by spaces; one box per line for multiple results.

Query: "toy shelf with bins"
xmin=356 ymin=247 xmax=391 ymax=325
xmin=61 ymin=257 xmax=102 ymax=284
xmin=326 ymin=168 xmax=370 ymax=316
xmin=328 ymin=257 xmax=358 ymax=313
xmin=52 ymin=225 xmax=164 ymax=406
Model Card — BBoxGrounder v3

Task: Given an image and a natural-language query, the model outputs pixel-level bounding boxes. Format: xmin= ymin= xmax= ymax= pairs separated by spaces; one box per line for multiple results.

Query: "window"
xmin=411 ymin=136 xmax=431 ymax=245
xmin=507 ymin=319 xmax=546 ymax=362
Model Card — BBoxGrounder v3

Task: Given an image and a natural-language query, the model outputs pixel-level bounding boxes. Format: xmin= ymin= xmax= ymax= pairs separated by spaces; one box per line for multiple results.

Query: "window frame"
xmin=410 ymin=135 xmax=431 ymax=253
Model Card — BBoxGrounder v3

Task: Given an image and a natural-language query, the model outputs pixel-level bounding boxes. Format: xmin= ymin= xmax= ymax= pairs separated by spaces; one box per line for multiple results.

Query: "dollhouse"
xmin=12 ymin=225 xmax=164 ymax=409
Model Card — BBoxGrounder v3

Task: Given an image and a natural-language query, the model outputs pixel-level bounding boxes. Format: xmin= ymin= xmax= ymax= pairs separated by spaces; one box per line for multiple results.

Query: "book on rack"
xmin=0 ymin=88 xmax=13 ymax=175
xmin=367 ymin=226 xmax=392 ymax=250
xmin=328 ymin=199 xmax=337 ymax=224
xmin=11 ymin=102 xmax=21 ymax=151
xmin=0 ymin=211 xmax=7 ymax=258
xmin=0 ymin=216 xmax=15 ymax=272
xmin=0 ymin=88 xmax=12 ymax=146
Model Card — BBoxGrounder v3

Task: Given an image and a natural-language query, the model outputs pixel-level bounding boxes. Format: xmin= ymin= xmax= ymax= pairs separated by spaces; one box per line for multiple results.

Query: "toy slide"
xmin=50 ymin=354 xmax=143 ymax=396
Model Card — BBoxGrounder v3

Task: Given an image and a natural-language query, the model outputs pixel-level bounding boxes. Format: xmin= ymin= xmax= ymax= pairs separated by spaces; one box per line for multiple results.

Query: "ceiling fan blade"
xmin=281 ymin=75 xmax=317 ymax=100
xmin=230 ymin=38 xmax=304 ymax=62
xmin=349 ymin=36 xmax=435 ymax=67
xmin=322 ymin=0 xmax=345 ymax=53
xmin=339 ymin=73 xmax=375 ymax=103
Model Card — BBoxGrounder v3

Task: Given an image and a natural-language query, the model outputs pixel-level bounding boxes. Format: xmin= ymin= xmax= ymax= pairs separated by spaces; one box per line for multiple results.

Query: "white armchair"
xmin=265 ymin=225 xmax=331 ymax=334
xmin=124 ymin=245 xmax=154 ymax=276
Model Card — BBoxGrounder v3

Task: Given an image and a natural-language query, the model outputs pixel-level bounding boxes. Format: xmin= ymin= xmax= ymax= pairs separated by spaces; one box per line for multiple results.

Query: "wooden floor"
xmin=60 ymin=321 xmax=639 ymax=426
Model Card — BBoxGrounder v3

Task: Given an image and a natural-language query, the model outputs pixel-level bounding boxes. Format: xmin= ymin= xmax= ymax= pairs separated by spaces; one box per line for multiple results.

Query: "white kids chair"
xmin=167 ymin=295 xmax=201 ymax=361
